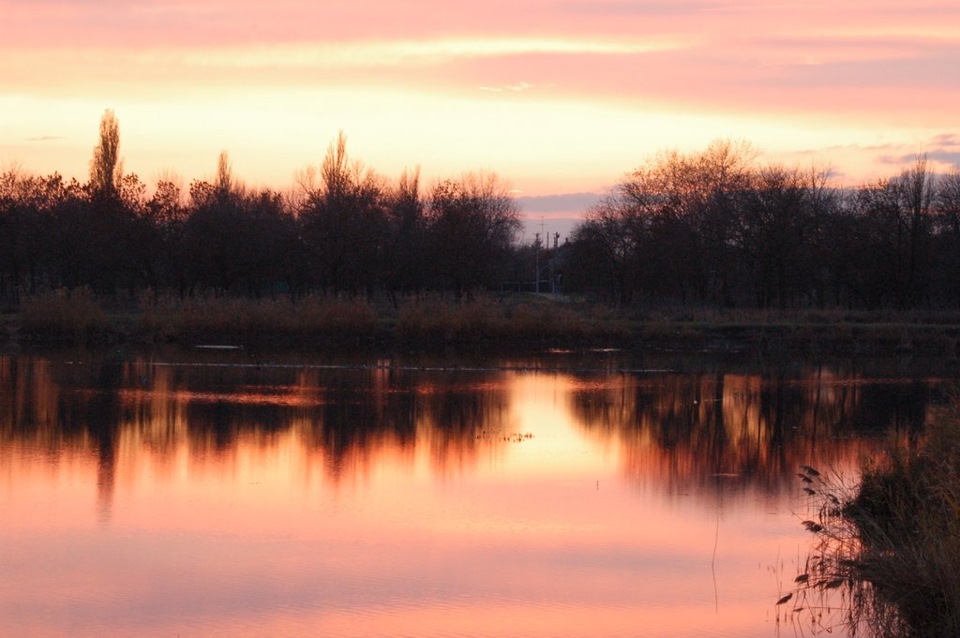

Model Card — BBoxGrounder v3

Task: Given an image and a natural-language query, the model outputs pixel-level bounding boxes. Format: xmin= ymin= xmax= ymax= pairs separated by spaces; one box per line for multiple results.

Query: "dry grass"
xmin=393 ymin=294 xmax=632 ymax=346
xmin=12 ymin=292 xmax=960 ymax=353
xmin=847 ymin=415 xmax=960 ymax=637
xmin=13 ymin=290 xmax=631 ymax=347
xmin=786 ymin=409 xmax=960 ymax=637
xmin=508 ymin=300 xmax=587 ymax=341
xmin=138 ymin=293 xmax=379 ymax=343
xmin=18 ymin=288 xmax=111 ymax=341
xmin=395 ymin=295 xmax=507 ymax=343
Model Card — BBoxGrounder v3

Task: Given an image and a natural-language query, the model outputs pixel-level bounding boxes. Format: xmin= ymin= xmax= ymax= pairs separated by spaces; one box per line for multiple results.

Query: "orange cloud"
xmin=1 ymin=0 xmax=958 ymax=198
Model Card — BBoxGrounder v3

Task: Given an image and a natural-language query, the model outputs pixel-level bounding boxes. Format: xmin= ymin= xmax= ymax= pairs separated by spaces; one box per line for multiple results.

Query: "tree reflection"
xmin=0 ymin=354 xmax=935 ymax=514
xmin=567 ymin=366 xmax=930 ymax=494
xmin=0 ymin=355 xmax=514 ymax=494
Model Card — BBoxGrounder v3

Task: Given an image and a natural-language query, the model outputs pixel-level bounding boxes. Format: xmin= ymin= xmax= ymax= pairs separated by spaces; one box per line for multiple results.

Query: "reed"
xmin=11 ymin=291 xmax=960 ymax=353
xmin=18 ymin=288 xmax=111 ymax=341
xmin=395 ymin=295 xmax=507 ymax=343
xmin=507 ymin=299 xmax=587 ymax=341
xmin=392 ymin=294 xmax=634 ymax=346
xmin=787 ymin=409 xmax=960 ymax=637
xmin=138 ymin=293 xmax=379 ymax=343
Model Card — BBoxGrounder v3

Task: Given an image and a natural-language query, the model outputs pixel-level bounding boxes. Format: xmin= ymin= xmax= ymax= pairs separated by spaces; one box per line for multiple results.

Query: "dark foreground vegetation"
xmin=786 ymin=408 xmax=960 ymax=637
xmin=4 ymin=110 xmax=960 ymax=348
xmin=7 ymin=289 xmax=633 ymax=348
xmin=9 ymin=289 xmax=960 ymax=356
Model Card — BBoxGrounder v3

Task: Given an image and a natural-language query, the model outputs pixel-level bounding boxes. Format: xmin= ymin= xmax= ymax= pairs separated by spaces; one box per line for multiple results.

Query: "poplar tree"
xmin=89 ymin=109 xmax=121 ymax=199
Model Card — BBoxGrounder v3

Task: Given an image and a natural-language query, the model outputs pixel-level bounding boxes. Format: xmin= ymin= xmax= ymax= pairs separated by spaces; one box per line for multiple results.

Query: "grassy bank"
xmin=788 ymin=406 xmax=960 ymax=637
xmin=5 ymin=290 xmax=632 ymax=350
xmin=6 ymin=289 xmax=960 ymax=355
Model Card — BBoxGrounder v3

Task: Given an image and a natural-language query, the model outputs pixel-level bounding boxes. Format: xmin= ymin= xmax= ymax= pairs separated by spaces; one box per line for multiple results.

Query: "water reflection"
xmin=0 ymin=354 xmax=521 ymax=507
xmin=0 ymin=354 xmax=935 ymax=504
xmin=0 ymin=351 xmax=943 ymax=637
xmin=568 ymin=368 xmax=928 ymax=495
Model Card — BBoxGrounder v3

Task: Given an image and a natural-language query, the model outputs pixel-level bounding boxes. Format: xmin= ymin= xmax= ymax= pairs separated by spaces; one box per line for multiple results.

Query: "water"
xmin=0 ymin=349 xmax=945 ymax=636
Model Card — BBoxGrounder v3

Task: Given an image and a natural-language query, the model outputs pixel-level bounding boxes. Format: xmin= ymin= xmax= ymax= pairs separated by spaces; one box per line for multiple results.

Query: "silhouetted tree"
xmin=423 ymin=172 xmax=522 ymax=298
xmin=180 ymin=154 xmax=248 ymax=294
xmin=569 ymin=194 xmax=643 ymax=304
xmin=144 ymin=176 xmax=188 ymax=293
xmin=381 ymin=168 xmax=427 ymax=303
xmin=0 ymin=168 xmax=52 ymax=299
xmin=173 ymin=153 xmax=301 ymax=297
xmin=932 ymin=168 xmax=960 ymax=306
xmin=837 ymin=157 xmax=935 ymax=310
xmin=568 ymin=140 xmax=759 ymax=306
xmin=735 ymin=166 xmax=813 ymax=308
xmin=298 ymin=132 xmax=389 ymax=295
xmin=688 ymin=139 xmax=757 ymax=305
xmin=89 ymin=109 xmax=122 ymax=200
xmin=897 ymin=154 xmax=935 ymax=307
xmin=9 ymin=112 xmax=960 ymax=312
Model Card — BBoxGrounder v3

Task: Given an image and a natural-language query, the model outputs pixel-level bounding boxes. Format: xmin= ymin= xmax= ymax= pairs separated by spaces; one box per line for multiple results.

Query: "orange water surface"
xmin=0 ymin=352 xmax=935 ymax=636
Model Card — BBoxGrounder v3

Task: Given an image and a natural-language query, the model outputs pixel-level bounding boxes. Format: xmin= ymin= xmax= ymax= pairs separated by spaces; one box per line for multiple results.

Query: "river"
xmin=0 ymin=348 xmax=948 ymax=637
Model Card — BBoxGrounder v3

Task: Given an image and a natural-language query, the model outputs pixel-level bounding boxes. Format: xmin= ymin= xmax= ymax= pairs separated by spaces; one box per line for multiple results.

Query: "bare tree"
xmin=933 ymin=167 xmax=960 ymax=306
xmin=298 ymin=132 xmax=389 ymax=294
xmin=898 ymin=154 xmax=935 ymax=306
xmin=424 ymin=171 xmax=522 ymax=297
xmin=382 ymin=167 xmax=426 ymax=302
xmin=570 ymin=139 xmax=759 ymax=306
xmin=937 ymin=168 xmax=960 ymax=230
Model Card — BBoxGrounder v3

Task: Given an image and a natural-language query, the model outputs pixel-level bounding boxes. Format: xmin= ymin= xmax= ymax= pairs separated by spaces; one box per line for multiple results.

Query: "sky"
xmin=2 ymin=0 xmax=960 ymax=236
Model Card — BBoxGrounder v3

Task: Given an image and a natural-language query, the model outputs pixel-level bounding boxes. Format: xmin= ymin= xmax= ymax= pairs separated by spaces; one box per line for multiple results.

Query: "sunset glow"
xmin=3 ymin=0 xmax=959 ymax=226
xmin=0 ymin=349 xmax=938 ymax=638
xmin=4 ymin=354 xmax=892 ymax=636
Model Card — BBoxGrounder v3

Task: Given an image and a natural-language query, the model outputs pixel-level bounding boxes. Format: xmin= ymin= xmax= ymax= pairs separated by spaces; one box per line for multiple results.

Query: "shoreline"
xmin=5 ymin=293 xmax=960 ymax=357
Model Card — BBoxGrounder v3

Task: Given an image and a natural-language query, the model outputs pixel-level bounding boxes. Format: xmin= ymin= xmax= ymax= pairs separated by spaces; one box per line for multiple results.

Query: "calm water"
xmin=0 ymin=349 xmax=946 ymax=637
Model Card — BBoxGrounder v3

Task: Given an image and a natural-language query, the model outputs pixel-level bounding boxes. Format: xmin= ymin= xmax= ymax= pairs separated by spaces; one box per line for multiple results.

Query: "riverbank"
xmin=5 ymin=290 xmax=960 ymax=356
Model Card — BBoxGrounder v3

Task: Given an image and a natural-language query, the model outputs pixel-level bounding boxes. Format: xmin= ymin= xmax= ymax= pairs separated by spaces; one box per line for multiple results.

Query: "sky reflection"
xmin=0 ymin=353 xmax=937 ymax=636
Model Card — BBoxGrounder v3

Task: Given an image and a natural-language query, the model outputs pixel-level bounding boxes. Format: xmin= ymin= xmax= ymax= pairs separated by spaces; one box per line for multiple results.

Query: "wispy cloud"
xmin=561 ymin=1 xmax=740 ymax=17
xmin=877 ymin=134 xmax=960 ymax=168
xmin=479 ymin=82 xmax=536 ymax=93
xmin=165 ymin=37 xmax=692 ymax=70
xmin=930 ymin=133 xmax=960 ymax=147
xmin=927 ymin=152 xmax=960 ymax=168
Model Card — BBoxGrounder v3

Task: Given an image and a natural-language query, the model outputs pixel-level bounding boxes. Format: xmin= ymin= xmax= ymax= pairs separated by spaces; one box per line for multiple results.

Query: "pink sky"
xmin=2 ymin=0 xmax=959 ymax=224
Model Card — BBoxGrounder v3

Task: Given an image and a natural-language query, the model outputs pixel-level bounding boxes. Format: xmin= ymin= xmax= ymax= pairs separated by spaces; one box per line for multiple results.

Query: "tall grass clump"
xmin=294 ymin=295 xmax=379 ymax=339
xmin=394 ymin=294 xmax=635 ymax=347
xmin=786 ymin=413 xmax=960 ymax=637
xmin=507 ymin=298 xmax=632 ymax=344
xmin=18 ymin=287 xmax=111 ymax=342
xmin=395 ymin=295 xmax=506 ymax=344
xmin=507 ymin=299 xmax=586 ymax=342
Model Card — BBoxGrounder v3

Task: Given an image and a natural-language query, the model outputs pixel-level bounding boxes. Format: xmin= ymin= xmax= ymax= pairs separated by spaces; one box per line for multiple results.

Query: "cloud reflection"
xmin=0 ymin=353 xmax=933 ymax=505
xmin=0 ymin=352 xmax=940 ymax=636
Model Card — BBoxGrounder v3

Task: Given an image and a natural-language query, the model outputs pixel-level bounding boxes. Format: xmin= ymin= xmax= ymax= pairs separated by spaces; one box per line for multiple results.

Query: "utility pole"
xmin=538 ymin=217 xmax=545 ymax=293
xmin=535 ymin=232 xmax=540 ymax=294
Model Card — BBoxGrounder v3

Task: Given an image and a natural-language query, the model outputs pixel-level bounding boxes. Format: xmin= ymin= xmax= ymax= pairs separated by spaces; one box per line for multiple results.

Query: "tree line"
xmin=0 ymin=111 xmax=524 ymax=304
xmin=570 ymin=139 xmax=960 ymax=309
xmin=3 ymin=111 xmax=960 ymax=310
